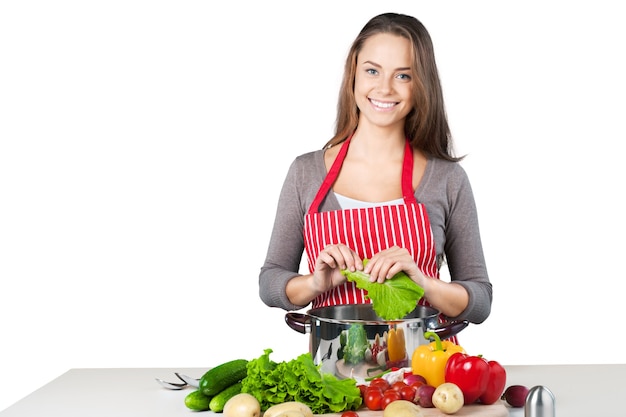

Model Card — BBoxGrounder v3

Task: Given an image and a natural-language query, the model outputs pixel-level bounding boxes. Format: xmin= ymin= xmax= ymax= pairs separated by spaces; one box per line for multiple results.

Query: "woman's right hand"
xmin=286 ymin=244 xmax=363 ymax=306
xmin=312 ymin=243 xmax=363 ymax=294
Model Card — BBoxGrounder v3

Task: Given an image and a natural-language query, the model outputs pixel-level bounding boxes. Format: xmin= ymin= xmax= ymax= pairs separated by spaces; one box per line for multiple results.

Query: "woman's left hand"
xmin=364 ymin=246 xmax=427 ymax=286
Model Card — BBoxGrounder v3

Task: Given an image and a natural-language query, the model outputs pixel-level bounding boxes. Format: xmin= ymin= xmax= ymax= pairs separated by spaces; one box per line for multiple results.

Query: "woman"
xmin=259 ymin=12 xmax=491 ymax=325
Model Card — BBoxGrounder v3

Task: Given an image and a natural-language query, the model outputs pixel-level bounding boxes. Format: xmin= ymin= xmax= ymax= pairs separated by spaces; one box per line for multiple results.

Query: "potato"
xmin=263 ymin=402 xmax=313 ymax=417
xmin=383 ymin=399 xmax=423 ymax=417
xmin=273 ymin=412 xmax=306 ymax=417
xmin=223 ymin=393 xmax=261 ymax=417
xmin=432 ymin=383 xmax=464 ymax=414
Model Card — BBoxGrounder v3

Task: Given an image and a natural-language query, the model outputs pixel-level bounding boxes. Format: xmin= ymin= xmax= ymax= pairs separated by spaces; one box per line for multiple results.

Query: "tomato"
xmin=369 ymin=378 xmax=390 ymax=392
xmin=409 ymin=380 xmax=425 ymax=390
xmin=390 ymin=381 xmax=408 ymax=392
xmin=363 ymin=386 xmax=384 ymax=411
xmin=357 ymin=384 xmax=368 ymax=398
xmin=341 ymin=412 xmax=359 ymax=417
xmin=381 ymin=389 xmax=401 ymax=409
xmin=399 ymin=385 xmax=417 ymax=402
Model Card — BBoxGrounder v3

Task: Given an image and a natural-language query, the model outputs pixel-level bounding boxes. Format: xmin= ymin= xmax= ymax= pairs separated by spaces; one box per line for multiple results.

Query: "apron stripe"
xmin=375 ymin=206 xmax=386 ymax=255
xmin=344 ymin=210 xmax=358 ymax=259
xmin=389 ymin=205 xmax=400 ymax=249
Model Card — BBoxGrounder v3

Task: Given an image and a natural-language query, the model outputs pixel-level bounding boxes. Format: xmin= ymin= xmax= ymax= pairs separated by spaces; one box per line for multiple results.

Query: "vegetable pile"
xmin=341 ymin=260 xmax=424 ymax=320
xmin=240 ymin=349 xmax=362 ymax=414
xmin=354 ymin=335 xmax=509 ymax=414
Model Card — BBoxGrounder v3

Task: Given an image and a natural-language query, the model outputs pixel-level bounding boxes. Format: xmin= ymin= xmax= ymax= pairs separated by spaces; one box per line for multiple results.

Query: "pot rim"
xmin=305 ymin=303 xmax=440 ymax=325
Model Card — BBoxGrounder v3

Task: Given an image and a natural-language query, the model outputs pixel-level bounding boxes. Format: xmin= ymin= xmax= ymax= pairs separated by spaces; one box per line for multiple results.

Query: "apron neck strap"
xmin=401 ymin=139 xmax=416 ymax=205
xmin=308 ymin=136 xmax=416 ymax=214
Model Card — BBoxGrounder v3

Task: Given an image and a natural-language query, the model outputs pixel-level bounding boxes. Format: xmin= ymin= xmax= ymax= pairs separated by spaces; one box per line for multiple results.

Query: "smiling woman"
xmin=259 ymin=12 xmax=492 ymax=341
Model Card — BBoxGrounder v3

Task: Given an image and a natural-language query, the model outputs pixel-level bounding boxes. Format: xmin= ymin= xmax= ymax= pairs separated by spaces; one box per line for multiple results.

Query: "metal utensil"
xmin=155 ymin=377 xmax=187 ymax=390
xmin=174 ymin=373 xmax=200 ymax=388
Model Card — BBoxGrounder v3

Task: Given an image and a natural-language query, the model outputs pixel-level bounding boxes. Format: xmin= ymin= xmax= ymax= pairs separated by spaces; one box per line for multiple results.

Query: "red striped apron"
xmin=304 ymin=137 xmax=439 ymax=310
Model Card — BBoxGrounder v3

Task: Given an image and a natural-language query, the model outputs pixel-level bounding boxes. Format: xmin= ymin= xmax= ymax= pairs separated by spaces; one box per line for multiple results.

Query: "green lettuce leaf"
xmin=341 ymin=260 xmax=425 ymax=320
xmin=240 ymin=349 xmax=362 ymax=414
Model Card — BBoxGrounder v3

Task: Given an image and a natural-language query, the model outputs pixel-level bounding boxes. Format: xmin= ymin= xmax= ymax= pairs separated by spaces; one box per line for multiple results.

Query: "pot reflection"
xmin=285 ymin=304 xmax=467 ymax=379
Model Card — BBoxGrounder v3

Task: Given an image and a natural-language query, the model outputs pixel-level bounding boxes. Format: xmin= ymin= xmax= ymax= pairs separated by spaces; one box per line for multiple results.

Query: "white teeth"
xmin=370 ymin=99 xmax=396 ymax=108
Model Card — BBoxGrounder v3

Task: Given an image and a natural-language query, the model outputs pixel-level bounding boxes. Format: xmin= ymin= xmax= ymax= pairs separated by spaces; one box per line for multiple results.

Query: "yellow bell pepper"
xmin=387 ymin=327 xmax=406 ymax=362
xmin=411 ymin=331 xmax=465 ymax=387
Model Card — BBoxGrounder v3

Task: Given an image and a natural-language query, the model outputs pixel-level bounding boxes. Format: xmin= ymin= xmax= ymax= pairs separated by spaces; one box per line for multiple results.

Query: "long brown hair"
xmin=324 ymin=13 xmax=463 ymax=162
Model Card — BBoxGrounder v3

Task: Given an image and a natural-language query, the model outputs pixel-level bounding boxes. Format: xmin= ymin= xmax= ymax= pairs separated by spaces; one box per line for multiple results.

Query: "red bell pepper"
xmin=478 ymin=359 xmax=507 ymax=405
xmin=444 ymin=352 xmax=490 ymax=404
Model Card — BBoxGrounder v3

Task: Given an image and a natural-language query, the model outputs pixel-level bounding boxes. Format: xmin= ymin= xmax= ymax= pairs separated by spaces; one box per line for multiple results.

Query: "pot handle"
xmin=285 ymin=312 xmax=311 ymax=335
xmin=429 ymin=319 xmax=469 ymax=340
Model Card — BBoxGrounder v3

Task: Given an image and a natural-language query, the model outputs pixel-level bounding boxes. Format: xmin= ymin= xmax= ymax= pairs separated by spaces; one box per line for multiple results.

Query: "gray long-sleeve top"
xmin=259 ymin=149 xmax=492 ymax=324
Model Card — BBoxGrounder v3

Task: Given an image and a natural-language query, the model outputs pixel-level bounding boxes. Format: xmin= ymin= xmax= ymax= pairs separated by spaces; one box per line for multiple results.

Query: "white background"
xmin=1 ymin=0 xmax=625 ymax=412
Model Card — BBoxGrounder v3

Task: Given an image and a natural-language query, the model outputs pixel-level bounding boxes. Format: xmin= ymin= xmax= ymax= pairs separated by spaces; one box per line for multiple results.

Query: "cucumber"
xmin=199 ymin=358 xmax=248 ymax=396
xmin=184 ymin=389 xmax=211 ymax=411
xmin=208 ymin=382 xmax=243 ymax=412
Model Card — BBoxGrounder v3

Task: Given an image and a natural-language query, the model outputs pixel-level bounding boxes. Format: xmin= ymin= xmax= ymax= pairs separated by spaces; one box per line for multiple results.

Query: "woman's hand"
xmin=312 ymin=243 xmax=363 ymax=293
xmin=364 ymin=246 xmax=470 ymax=319
xmin=364 ymin=246 xmax=428 ymax=286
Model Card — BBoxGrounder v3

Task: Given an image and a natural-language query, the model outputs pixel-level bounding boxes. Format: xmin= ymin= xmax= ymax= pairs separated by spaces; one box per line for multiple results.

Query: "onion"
xmin=403 ymin=373 xmax=427 ymax=386
xmin=502 ymin=385 xmax=529 ymax=408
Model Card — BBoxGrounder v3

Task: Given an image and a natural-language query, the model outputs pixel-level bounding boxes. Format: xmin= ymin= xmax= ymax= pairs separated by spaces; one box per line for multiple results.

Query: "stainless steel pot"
xmin=285 ymin=304 xmax=468 ymax=380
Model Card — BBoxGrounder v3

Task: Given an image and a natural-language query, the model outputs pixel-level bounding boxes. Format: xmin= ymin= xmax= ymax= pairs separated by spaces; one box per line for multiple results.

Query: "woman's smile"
xmin=369 ymin=98 xmax=399 ymax=111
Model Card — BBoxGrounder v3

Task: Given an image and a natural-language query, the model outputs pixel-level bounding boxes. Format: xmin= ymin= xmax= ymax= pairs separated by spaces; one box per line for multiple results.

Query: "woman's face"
xmin=354 ymin=33 xmax=414 ymax=131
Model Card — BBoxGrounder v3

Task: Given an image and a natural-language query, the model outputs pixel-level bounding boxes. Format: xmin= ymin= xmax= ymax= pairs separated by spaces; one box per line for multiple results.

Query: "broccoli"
xmin=342 ymin=324 xmax=369 ymax=365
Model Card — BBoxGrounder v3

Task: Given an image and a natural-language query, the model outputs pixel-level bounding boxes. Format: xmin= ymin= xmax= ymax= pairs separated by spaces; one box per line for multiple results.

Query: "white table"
xmin=0 ymin=365 xmax=624 ymax=416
